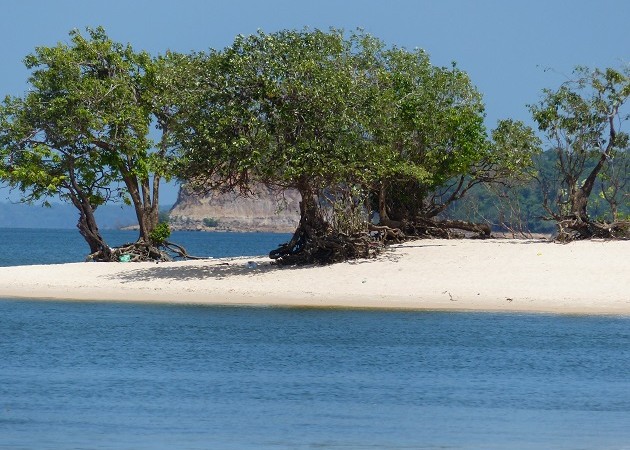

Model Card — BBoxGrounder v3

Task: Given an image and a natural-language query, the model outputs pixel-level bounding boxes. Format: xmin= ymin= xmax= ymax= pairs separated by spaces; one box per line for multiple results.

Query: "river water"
xmin=1 ymin=228 xmax=629 ymax=449
xmin=0 ymin=228 xmax=292 ymax=266
xmin=1 ymin=301 xmax=629 ymax=449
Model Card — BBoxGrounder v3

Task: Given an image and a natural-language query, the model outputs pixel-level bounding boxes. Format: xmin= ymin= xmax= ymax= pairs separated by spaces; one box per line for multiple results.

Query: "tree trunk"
xmin=270 ymin=183 xmax=382 ymax=265
xmin=122 ymin=173 xmax=160 ymax=243
xmin=378 ymin=182 xmax=389 ymax=222
xmin=570 ymin=152 xmax=607 ymax=221
xmin=75 ymin=201 xmax=111 ymax=261
xmin=569 ymin=111 xmax=616 ymax=224
xmin=137 ymin=203 xmax=159 ymax=242
xmin=299 ymin=185 xmax=324 ymax=229
xmin=64 ymin=160 xmax=111 ymax=260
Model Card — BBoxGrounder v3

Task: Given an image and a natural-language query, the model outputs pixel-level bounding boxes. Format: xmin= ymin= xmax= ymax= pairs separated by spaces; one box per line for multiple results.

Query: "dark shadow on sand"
xmin=103 ymin=242 xmax=468 ymax=283
xmin=105 ymin=260 xmax=303 ymax=283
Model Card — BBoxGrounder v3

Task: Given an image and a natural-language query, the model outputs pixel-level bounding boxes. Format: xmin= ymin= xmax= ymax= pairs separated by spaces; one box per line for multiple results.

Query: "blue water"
xmin=1 ymin=228 xmax=630 ymax=448
xmin=0 ymin=228 xmax=292 ymax=266
xmin=1 ymin=301 xmax=630 ymax=449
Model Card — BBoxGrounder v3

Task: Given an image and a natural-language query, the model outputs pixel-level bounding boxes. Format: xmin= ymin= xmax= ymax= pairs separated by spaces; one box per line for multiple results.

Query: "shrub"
xmin=203 ymin=217 xmax=219 ymax=227
xmin=149 ymin=222 xmax=171 ymax=245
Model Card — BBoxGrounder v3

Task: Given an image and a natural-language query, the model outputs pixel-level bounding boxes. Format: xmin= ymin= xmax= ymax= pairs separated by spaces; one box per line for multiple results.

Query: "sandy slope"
xmin=0 ymin=239 xmax=628 ymax=315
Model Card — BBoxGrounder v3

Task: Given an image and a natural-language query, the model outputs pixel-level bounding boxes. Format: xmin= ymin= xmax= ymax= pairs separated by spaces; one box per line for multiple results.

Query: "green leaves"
xmin=0 ymin=27 xmax=194 ymax=241
xmin=174 ymin=29 xmax=375 ymax=194
xmin=530 ymin=65 xmax=630 ymax=221
xmin=489 ymin=119 xmax=542 ymax=179
xmin=173 ymin=28 xmax=530 ymax=226
xmin=149 ymin=221 xmax=171 ymax=245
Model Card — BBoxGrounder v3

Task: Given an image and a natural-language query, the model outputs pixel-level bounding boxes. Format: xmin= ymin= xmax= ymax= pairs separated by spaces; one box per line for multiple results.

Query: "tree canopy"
xmin=2 ymin=26 xmax=624 ymax=264
xmin=176 ymin=30 xmax=377 ymax=194
xmin=173 ymin=29 xmax=541 ymax=261
xmin=364 ymin=45 xmax=540 ymax=234
xmin=530 ymin=66 xmax=630 ymax=239
xmin=0 ymin=27 xmax=188 ymax=260
xmin=174 ymin=29 xmax=389 ymax=262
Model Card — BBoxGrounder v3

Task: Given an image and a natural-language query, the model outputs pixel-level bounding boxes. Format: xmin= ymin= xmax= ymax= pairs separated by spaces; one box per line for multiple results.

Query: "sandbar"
xmin=0 ymin=239 xmax=628 ymax=315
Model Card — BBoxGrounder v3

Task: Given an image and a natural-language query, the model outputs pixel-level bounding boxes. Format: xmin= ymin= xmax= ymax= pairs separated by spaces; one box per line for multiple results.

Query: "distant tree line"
xmin=0 ymin=27 xmax=628 ymax=263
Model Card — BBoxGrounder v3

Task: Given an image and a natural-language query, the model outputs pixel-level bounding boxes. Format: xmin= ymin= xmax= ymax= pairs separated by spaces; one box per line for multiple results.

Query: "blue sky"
xmin=2 ymin=0 xmax=629 ymax=204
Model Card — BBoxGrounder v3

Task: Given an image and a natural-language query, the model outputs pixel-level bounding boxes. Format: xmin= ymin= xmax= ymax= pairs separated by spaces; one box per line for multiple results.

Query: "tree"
xmin=361 ymin=43 xmax=541 ymax=237
xmin=0 ymin=27 xmax=187 ymax=260
xmin=595 ymin=148 xmax=630 ymax=220
xmin=175 ymin=28 xmax=543 ymax=263
xmin=175 ymin=29 xmax=382 ymax=264
xmin=0 ymin=91 xmax=117 ymax=257
xmin=530 ymin=66 xmax=630 ymax=240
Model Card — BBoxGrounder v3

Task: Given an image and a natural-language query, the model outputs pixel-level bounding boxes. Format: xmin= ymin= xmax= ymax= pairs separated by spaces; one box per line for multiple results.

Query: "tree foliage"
xmin=174 ymin=29 xmax=542 ymax=262
xmin=369 ymin=46 xmax=541 ymax=233
xmin=0 ymin=27 xmax=188 ymax=259
xmin=530 ymin=66 xmax=630 ymax=240
xmin=175 ymin=29 xmax=388 ymax=263
xmin=177 ymin=30 xmax=376 ymax=193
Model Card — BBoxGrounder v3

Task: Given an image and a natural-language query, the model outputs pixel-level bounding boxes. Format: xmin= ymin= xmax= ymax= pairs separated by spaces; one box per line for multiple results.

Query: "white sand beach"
xmin=0 ymin=239 xmax=628 ymax=315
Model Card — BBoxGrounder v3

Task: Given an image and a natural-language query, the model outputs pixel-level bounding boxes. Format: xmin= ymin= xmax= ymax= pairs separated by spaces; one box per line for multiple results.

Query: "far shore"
xmin=0 ymin=239 xmax=629 ymax=315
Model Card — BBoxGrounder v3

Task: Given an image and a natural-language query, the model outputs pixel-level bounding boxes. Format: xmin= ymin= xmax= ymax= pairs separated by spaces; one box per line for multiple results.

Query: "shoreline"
xmin=1 ymin=239 xmax=629 ymax=315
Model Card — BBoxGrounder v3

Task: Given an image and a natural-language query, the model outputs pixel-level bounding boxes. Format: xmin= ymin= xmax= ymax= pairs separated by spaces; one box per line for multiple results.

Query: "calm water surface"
xmin=0 ymin=228 xmax=292 ymax=266
xmin=1 ymin=301 xmax=629 ymax=449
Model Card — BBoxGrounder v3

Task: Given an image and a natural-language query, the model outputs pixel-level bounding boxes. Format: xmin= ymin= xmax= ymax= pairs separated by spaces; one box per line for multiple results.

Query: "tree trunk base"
xmin=400 ymin=218 xmax=492 ymax=239
xmin=556 ymin=218 xmax=630 ymax=242
xmin=86 ymin=240 xmax=198 ymax=262
xmin=269 ymin=216 xmax=495 ymax=265
xmin=270 ymin=224 xmax=382 ymax=265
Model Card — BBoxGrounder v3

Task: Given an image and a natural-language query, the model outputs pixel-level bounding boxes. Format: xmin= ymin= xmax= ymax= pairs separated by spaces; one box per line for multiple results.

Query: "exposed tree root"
xmin=163 ymin=241 xmax=206 ymax=260
xmin=270 ymin=223 xmax=383 ymax=265
xmin=400 ymin=217 xmax=492 ymax=239
xmin=555 ymin=218 xmax=630 ymax=242
xmin=368 ymin=223 xmax=405 ymax=243
xmin=270 ymin=215 xmax=496 ymax=265
xmin=86 ymin=240 xmax=201 ymax=262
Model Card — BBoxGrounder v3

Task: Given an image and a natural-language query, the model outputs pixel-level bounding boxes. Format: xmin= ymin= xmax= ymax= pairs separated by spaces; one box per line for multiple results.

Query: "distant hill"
xmin=0 ymin=188 xmax=298 ymax=232
xmin=169 ymin=185 xmax=300 ymax=233
xmin=0 ymin=202 xmax=157 ymax=229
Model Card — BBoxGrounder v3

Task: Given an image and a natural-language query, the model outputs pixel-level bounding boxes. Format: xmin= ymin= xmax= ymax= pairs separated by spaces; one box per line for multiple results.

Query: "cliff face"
xmin=169 ymin=185 xmax=301 ymax=233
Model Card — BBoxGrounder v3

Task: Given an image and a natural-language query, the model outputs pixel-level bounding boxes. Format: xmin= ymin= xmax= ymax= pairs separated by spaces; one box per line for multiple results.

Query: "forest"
xmin=0 ymin=27 xmax=628 ymax=264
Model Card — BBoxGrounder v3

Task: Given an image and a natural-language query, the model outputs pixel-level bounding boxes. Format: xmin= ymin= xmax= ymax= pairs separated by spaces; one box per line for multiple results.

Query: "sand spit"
xmin=0 ymin=239 xmax=628 ymax=315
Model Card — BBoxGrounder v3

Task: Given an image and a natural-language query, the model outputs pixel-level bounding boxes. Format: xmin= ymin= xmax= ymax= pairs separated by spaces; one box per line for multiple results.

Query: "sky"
xmin=1 ymin=0 xmax=629 ymax=205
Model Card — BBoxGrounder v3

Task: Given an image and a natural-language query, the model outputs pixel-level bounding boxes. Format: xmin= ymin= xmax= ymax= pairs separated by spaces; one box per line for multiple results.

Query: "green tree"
xmin=175 ymin=29 xmax=380 ymax=263
xmin=175 ymin=28 xmax=542 ymax=261
xmin=359 ymin=42 xmax=541 ymax=237
xmin=0 ymin=91 xmax=117 ymax=257
xmin=0 ymin=27 xmax=186 ymax=259
xmin=530 ymin=66 xmax=630 ymax=239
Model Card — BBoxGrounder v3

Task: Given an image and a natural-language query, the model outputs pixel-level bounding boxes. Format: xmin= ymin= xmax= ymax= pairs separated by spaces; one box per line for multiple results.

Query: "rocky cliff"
xmin=168 ymin=185 xmax=301 ymax=233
